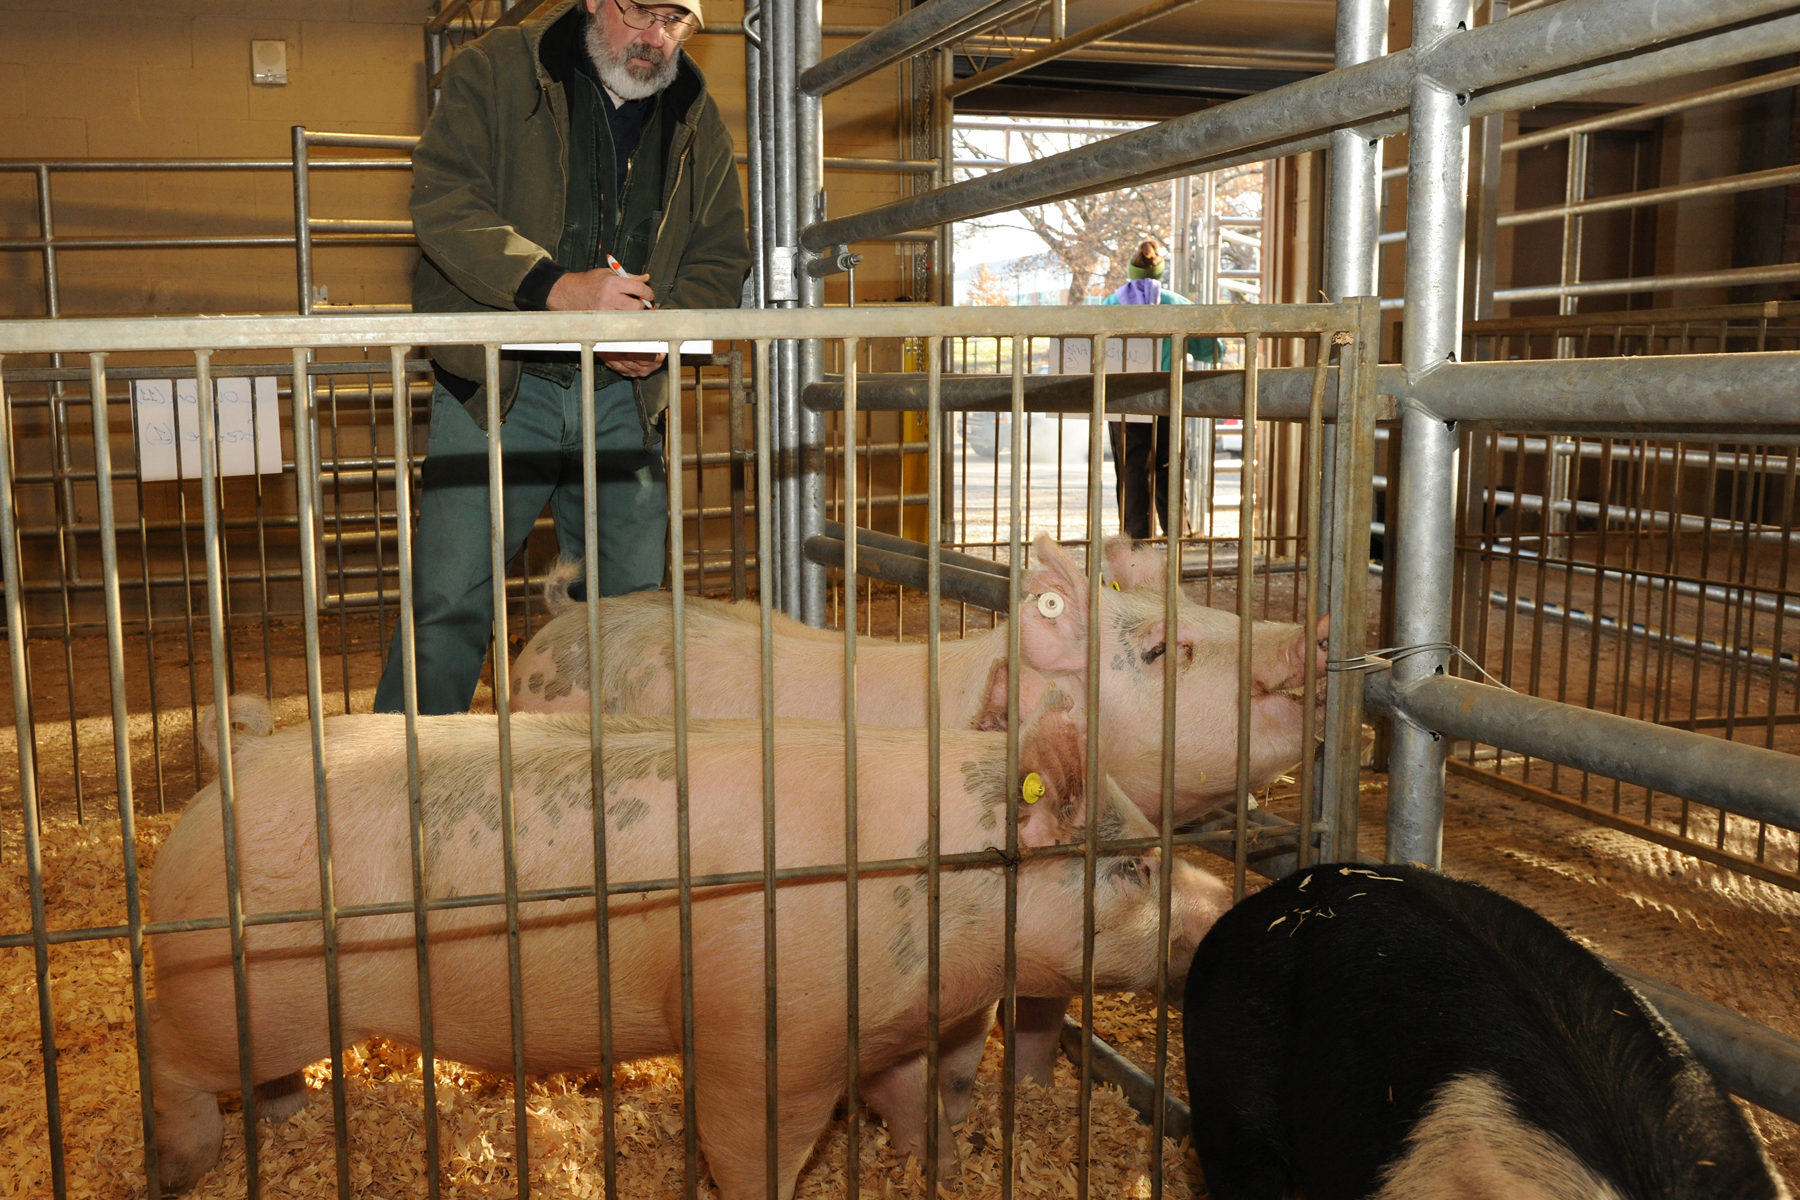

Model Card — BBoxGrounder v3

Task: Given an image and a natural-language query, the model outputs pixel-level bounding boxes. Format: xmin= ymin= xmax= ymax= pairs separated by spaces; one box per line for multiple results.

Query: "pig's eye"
xmin=1143 ymin=642 xmax=1165 ymax=664
xmin=1134 ymin=857 xmax=1155 ymax=887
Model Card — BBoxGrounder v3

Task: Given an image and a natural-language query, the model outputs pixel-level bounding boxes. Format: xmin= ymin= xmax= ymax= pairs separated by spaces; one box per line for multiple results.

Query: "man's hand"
xmin=546 ymin=266 xmax=666 ymax=375
xmin=547 ymin=266 xmax=656 ymax=312
xmin=599 ymin=351 xmax=666 ymax=377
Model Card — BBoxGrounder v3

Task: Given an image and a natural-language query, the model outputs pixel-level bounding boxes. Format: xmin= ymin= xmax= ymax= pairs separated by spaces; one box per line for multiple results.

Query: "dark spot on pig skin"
xmin=892 ymin=884 xmax=914 ymax=910
xmin=959 ymin=753 xmax=1009 ymax=832
xmin=888 ymin=920 xmax=924 ymax=978
xmin=609 ymin=795 xmax=652 ymax=832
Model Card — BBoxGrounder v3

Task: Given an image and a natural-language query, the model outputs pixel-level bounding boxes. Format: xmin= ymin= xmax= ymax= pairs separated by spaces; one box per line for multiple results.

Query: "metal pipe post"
xmin=768 ymin=0 xmax=803 ymax=616
xmin=797 ymin=0 xmax=828 ymax=624
xmin=1387 ymin=0 xmax=1472 ymax=868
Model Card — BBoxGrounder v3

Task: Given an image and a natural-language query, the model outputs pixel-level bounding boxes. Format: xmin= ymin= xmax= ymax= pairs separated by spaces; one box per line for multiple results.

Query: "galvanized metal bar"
xmin=799 ymin=0 xmax=1791 ymax=251
xmin=34 ymin=164 xmax=58 ymax=317
xmin=378 ymin=342 xmax=443 ymax=1200
xmin=1363 ymin=671 xmax=1800 ymax=829
xmin=1501 ymin=162 xmax=1800 ymax=229
xmin=751 ymin=337 xmax=784 ymax=1198
xmin=798 ymin=0 xmax=1035 ymax=96
xmin=838 ymin=339 xmax=864 ymax=1199
xmin=282 ymin=350 xmax=354 ymax=1199
xmin=803 ymin=365 xmax=1369 ymax=420
xmin=2 ymin=354 xmax=67 ymax=1190
xmin=797 ymin=0 xmax=829 ymax=625
xmin=1613 ymin=964 xmax=1800 ymax=1123
xmin=85 ymin=353 xmax=160 ymax=1188
xmin=293 ymin=125 xmax=315 ymax=315
xmin=0 ymin=301 xmax=1378 ymax=352
xmin=1484 ymin=586 xmax=1798 ymax=678
xmin=1076 ymin=331 xmax=1106 ymax=1198
xmin=1000 ymin=336 xmax=1026 ymax=1198
xmin=189 ymin=346 xmax=269 ymax=1196
xmin=1387 ymin=0 xmax=1473 ymax=869
xmin=1327 ymin=0 xmax=1387 ymax=303
xmin=1399 ymin=352 xmax=1800 ymax=430
xmin=475 ymin=342 xmax=531 ymax=1200
xmin=953 ymin=31 xmax=1333 ymax=74
xmin=1496 ymin=262 xmax=1800 ymax=304
xmin=922 ymin=330 xmax=946 ymax=1198
xmin=943 ymin=0 xmax=1209 ymax=101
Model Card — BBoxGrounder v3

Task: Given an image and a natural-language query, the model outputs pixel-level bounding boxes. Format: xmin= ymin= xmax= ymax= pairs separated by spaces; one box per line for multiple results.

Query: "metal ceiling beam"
xmin=943 ymin=0 xmax=1215 ymax=100
xmin=800 ymin=0 xmax=1796 ymax=251
xmin=799 ymin=0 xmax=1040 ymax=97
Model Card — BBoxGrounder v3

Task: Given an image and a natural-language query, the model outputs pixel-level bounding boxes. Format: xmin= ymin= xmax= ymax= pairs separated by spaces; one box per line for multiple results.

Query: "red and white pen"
xmin=606 ymin=254 xmax=653 ymax=308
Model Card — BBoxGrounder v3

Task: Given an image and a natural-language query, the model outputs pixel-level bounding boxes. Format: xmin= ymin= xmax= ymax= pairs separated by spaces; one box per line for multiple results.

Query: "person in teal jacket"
xmin=375 ymin=0 xmax=751 ymax=715
xmin=1102 ymin=238 xmax=1219 ymax=540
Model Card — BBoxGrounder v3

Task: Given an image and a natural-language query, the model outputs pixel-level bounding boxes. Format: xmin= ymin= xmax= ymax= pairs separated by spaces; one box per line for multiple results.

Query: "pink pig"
xmin=511 ymin=535 xmax=1328 ymax=825
xmin=147 ymin=703 xmax=1229 ymax=1198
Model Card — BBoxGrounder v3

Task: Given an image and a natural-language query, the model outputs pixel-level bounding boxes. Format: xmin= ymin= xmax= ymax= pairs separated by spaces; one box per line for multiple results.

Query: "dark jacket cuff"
xmin=514 ymin=258 xmax=568 ymax=311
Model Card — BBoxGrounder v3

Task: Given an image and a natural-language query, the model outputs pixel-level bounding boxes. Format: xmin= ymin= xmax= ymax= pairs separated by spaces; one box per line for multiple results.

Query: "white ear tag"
xmin=1035 ymin=591 xmax=1065 ymax=619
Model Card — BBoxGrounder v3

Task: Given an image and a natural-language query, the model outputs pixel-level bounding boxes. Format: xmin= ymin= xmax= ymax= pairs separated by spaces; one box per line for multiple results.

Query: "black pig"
xmin=1183 ymin=861 xmax=1791 ymax=1200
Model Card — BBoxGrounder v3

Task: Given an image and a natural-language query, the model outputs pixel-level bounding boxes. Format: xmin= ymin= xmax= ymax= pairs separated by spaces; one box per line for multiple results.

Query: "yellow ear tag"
xmin=1108 ymin=579 xmax=1121 ymax=591
xmin=1022 ymin=772 xmax=1046 ymax=805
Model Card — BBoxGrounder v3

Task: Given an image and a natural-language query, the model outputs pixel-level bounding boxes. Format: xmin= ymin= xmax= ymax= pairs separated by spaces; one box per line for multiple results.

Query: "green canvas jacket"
xmin=410 ymin=0 xmax=751 ymax=434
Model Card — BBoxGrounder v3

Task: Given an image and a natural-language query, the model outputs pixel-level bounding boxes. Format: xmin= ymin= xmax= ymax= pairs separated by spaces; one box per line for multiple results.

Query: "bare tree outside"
xmin=953 ymin=120 xmax=1171 ymax=304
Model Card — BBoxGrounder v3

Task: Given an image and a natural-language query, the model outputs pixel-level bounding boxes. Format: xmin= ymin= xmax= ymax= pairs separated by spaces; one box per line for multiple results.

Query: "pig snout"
xmin=1252 ymin=612 xmax=1331 ymax=706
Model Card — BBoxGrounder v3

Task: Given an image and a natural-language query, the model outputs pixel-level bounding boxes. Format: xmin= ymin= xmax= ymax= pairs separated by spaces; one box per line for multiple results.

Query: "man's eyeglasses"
xmin=611 ymin=0 xmax=698 ymax=42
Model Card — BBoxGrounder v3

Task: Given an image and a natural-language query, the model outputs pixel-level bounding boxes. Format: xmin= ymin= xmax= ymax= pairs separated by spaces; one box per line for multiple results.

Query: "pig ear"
xmin=1102 ymin=536 xmax=1164 ymax=592
xmin=1019 ymin=534 xmax=1092 ymax=676
xmin=973 ymin=658 xmax=1010 ymax=731
xmin=975 ymin=664 xmax=1066 ymax=733
xmin=1016 ymin=708 xmax=1088 ymax=847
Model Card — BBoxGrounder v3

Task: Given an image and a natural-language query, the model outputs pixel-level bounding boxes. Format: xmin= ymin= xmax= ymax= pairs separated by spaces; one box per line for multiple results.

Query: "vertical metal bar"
xmin=1000 ymin=334 xmax=1026 ymax=1200
xmin=1296 ymin=334 xmax=1330 ymax=867
xmin=3 ymin=354 xmax=67 ymax=1194
xmin=283 ymin=348 xmax=353 ymax=1199
xmin=1075 ymin=331 xmax=1107 ymax=1200
xmin=1387 ymin=0 xmax=1473 ymax=868
xmin=664 ymin=333 xmax=704 ymax=1200
xmin=1234 ymin=333 xmax=1260 ymax=890
xmin=1464 ymin=0 xmax=1505 ymax=325
xmin=293 ymin=127 xmax=315 ymax=316
xmin=35 ymin=165 xmax=59 ymax=318
xmin=753 ymin=339 xmax=783 ymax=1200
xmin=797 ymin=0 xmax=828 ymax=624
xmin=47 ymin=383 xmax=87 ymax=820
xmin=568 ymin=344 xmax=617 ymax=1200
xmin=477 ymin=343 xmax=530 ymax=1200
xmin=193 ymin=348 xmax=265 ymax=1198
xmin=839 ymin=338 xmax=862 ymax=1197
xmin=1322 ymin=297 xmax=1382 ymax=859
xmin=381 ymin=343 xmax=442 ymax=1200
xmin=922 ymin=330 xmax=945 ymax=1199
xmin=88 ymin=353 xmax=161 ymax=1193
xmin=123 ymin=382 xmax=169 ymax=811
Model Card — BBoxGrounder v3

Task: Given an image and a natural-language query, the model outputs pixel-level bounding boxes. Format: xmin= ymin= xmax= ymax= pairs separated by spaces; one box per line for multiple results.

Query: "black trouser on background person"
xmin=1109 ymin=416 xmax=1175 ymax=540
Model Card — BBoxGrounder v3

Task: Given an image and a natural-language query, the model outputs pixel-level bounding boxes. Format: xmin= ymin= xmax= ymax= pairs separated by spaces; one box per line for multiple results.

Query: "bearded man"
xmin=377 ymin=0 xmax=751 ymax=715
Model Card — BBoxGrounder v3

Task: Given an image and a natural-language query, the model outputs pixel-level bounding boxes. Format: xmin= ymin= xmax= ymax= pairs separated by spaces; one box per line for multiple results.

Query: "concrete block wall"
xmin=0 ymin=0 xmax=915 ymax=317
xmin=0 ymin=0 xmax=428 ymax=316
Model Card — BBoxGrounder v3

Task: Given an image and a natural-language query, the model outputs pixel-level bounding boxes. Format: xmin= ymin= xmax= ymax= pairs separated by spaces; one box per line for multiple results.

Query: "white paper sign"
xmin=1058 ymin=338 xmax=1092 ymax=374
xmin=1102 ymin=337 xmax=1157 ymax=373
xmin=133 ymin=376 xmax=282 ymax=482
